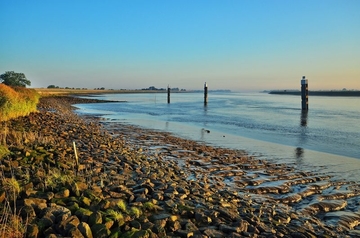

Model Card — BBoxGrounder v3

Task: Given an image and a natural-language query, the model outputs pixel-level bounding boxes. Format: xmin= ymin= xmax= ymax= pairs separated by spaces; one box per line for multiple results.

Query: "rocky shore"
xmin=1 ymin=95 xmax=360 ymax=237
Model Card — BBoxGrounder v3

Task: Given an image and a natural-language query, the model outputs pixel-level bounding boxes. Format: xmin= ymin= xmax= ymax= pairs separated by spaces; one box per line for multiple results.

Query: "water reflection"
xmin=295 ymin=147 xmax=304 ymax=158
xmin=295 ymin=110 xmax=308 ymax=159
xmin=300 ymin=110 xmax=308 ymax=127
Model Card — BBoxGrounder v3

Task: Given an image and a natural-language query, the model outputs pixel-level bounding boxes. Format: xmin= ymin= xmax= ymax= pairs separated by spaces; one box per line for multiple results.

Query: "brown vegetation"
xmin=0 ymin=84 xmax=40 ymax=122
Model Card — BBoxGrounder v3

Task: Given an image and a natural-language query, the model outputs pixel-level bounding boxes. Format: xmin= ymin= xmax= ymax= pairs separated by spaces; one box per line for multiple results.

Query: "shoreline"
xmin=1 ymin=95 xmax=360 ymax=237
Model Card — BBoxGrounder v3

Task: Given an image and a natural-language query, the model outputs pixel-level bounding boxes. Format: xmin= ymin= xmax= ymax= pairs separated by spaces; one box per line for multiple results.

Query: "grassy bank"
xmin=0 ymin=84 xmax=40 ymax=122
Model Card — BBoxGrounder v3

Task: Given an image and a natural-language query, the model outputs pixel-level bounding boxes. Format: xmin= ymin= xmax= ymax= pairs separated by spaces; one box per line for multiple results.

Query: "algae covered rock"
xmin=91 ymin=223 xmax=111 ymax=238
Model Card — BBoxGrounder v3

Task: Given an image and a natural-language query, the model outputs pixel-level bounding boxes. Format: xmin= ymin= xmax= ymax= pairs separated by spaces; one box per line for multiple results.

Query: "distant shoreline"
xmin=34 ymin=88 xmax=174 ymax=95
xmin=268 ymin=90 xmax=360 ymax=97
xmin=34 ymin=88 xmax=231 ymax=96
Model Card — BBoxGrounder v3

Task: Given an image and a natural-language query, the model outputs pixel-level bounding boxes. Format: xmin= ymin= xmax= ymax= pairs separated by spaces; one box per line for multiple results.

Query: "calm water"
xmin=75 ymin=92 xmax=360 ymax=180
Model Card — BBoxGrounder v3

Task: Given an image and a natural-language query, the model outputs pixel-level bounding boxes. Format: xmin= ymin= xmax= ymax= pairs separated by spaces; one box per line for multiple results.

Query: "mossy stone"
xmin=88 ymin=211 xmax=103 ymax=226
xmin=91 ymin=224 xmax=111 ymax=238
xmin=67 ymin=202 xmax=80 ymax=214
xmin=75 ymin=207 xmax=93 ymax=222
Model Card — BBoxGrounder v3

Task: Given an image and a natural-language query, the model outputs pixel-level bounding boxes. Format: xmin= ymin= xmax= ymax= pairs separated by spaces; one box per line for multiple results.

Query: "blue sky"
xmin=1 ymin=0 xmax=359 ymax=90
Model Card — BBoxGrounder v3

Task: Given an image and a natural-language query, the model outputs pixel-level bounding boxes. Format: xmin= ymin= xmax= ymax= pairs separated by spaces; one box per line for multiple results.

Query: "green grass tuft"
xmin=116 ymin=199 xmax=127 ymax=213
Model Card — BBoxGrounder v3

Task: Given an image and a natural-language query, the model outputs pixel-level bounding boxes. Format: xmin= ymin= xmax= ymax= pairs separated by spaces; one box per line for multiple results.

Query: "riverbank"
xmin=1 ymin=96 xmax=360 ymax=237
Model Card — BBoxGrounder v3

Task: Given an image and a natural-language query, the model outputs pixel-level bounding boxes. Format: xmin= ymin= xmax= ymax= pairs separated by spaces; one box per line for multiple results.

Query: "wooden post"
xmin=301 ymin=76 xmax=308 ymax=110
xmin=167 ymin=85 xmax=170 ymax=104
xmin=73 ymin=141 xmax=79 ymax=172
xmin=204 ymin=82 xmax=208 ymax=105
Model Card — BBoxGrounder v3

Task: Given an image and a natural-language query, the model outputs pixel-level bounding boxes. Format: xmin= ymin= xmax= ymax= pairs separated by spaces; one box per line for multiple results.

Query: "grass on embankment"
xmin=0 ymin=84 xmax=40 ymax=237
xmin=0 ymin=84 xmax=40 ymax=122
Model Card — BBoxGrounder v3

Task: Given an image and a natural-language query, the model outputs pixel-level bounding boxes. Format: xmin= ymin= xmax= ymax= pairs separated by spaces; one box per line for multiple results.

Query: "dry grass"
xmin=0 ymin=170 xmax=27 ymax=238
xmin=0 ymin=124 xmax=50 ymax=148
xmin=0 ymin=85 xmax=39 ymax=122
xmin=0 ymin=202 xmax=27 ymax=238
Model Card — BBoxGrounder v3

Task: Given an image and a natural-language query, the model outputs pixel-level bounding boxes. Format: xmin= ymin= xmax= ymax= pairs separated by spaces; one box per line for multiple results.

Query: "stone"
xmin=104 ymin=217 xmax=115 ymax=230
xmin=184 ymin=220 xmax=198 ymax=232
xmin=56 ymin=215 xmax=81 ymax=236
xmin=216 ymin=207 xmax=239 ymax=221
xmin=203 ymin=228 xmax=226 ymax=238
xmin=149 ymin=213 xmax=171 ymax=222
xmin=91 ymin=223 xmax=111 ymax=238
xmin=24 ymin=197 xmax=47 ymax=215
xmin=88 ymin=211 xmax=103 ymax=226
xmin=75 ymin=207 xmax=93 ymax=222
xmin=78 ymin=222 xmax=93 ymax=238
xmin=41 ymin=203 xmax=72 ymax=220
xmin=54 ymin=188 xmax=70 ymax=198
xmin=167 ymin=220 xmax=181 ymax=232
xmin=80 ymin=196 xmax=92 ymax=207
xmin=26 ymin=223 xmax=40 ymax=238
xmin=219 ymin=224 xmax=240 ymax=233
xmin=68 ymin=227 xmax=85 ymax=238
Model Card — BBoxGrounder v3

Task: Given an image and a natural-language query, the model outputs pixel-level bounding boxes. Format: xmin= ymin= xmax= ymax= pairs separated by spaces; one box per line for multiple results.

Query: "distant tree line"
xmin=47 ymin=85 xmax=108 ymax=90
xmin=142 ymin=86 xmax=186 ymax=91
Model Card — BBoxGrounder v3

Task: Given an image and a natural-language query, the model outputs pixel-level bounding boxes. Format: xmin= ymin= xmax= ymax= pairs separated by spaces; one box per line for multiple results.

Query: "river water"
xmin=75 ymin=92 xmax=360 ymax=181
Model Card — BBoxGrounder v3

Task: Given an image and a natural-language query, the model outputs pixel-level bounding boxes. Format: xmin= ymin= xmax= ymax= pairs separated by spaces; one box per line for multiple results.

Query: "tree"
xmin=0 ymin=71 xmax=31 ymax=87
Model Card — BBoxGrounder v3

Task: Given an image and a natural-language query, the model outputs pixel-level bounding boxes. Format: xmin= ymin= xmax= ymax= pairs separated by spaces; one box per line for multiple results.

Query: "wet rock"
xmin=308 ymin=200 xmax=347 ymax=213
xmin=324 ymin=211 xmax=360 ymax=229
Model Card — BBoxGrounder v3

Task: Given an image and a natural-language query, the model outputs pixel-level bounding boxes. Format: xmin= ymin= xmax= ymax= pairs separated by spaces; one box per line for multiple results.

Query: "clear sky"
xmin=1 ymin=0 xmax=359 ymax=91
